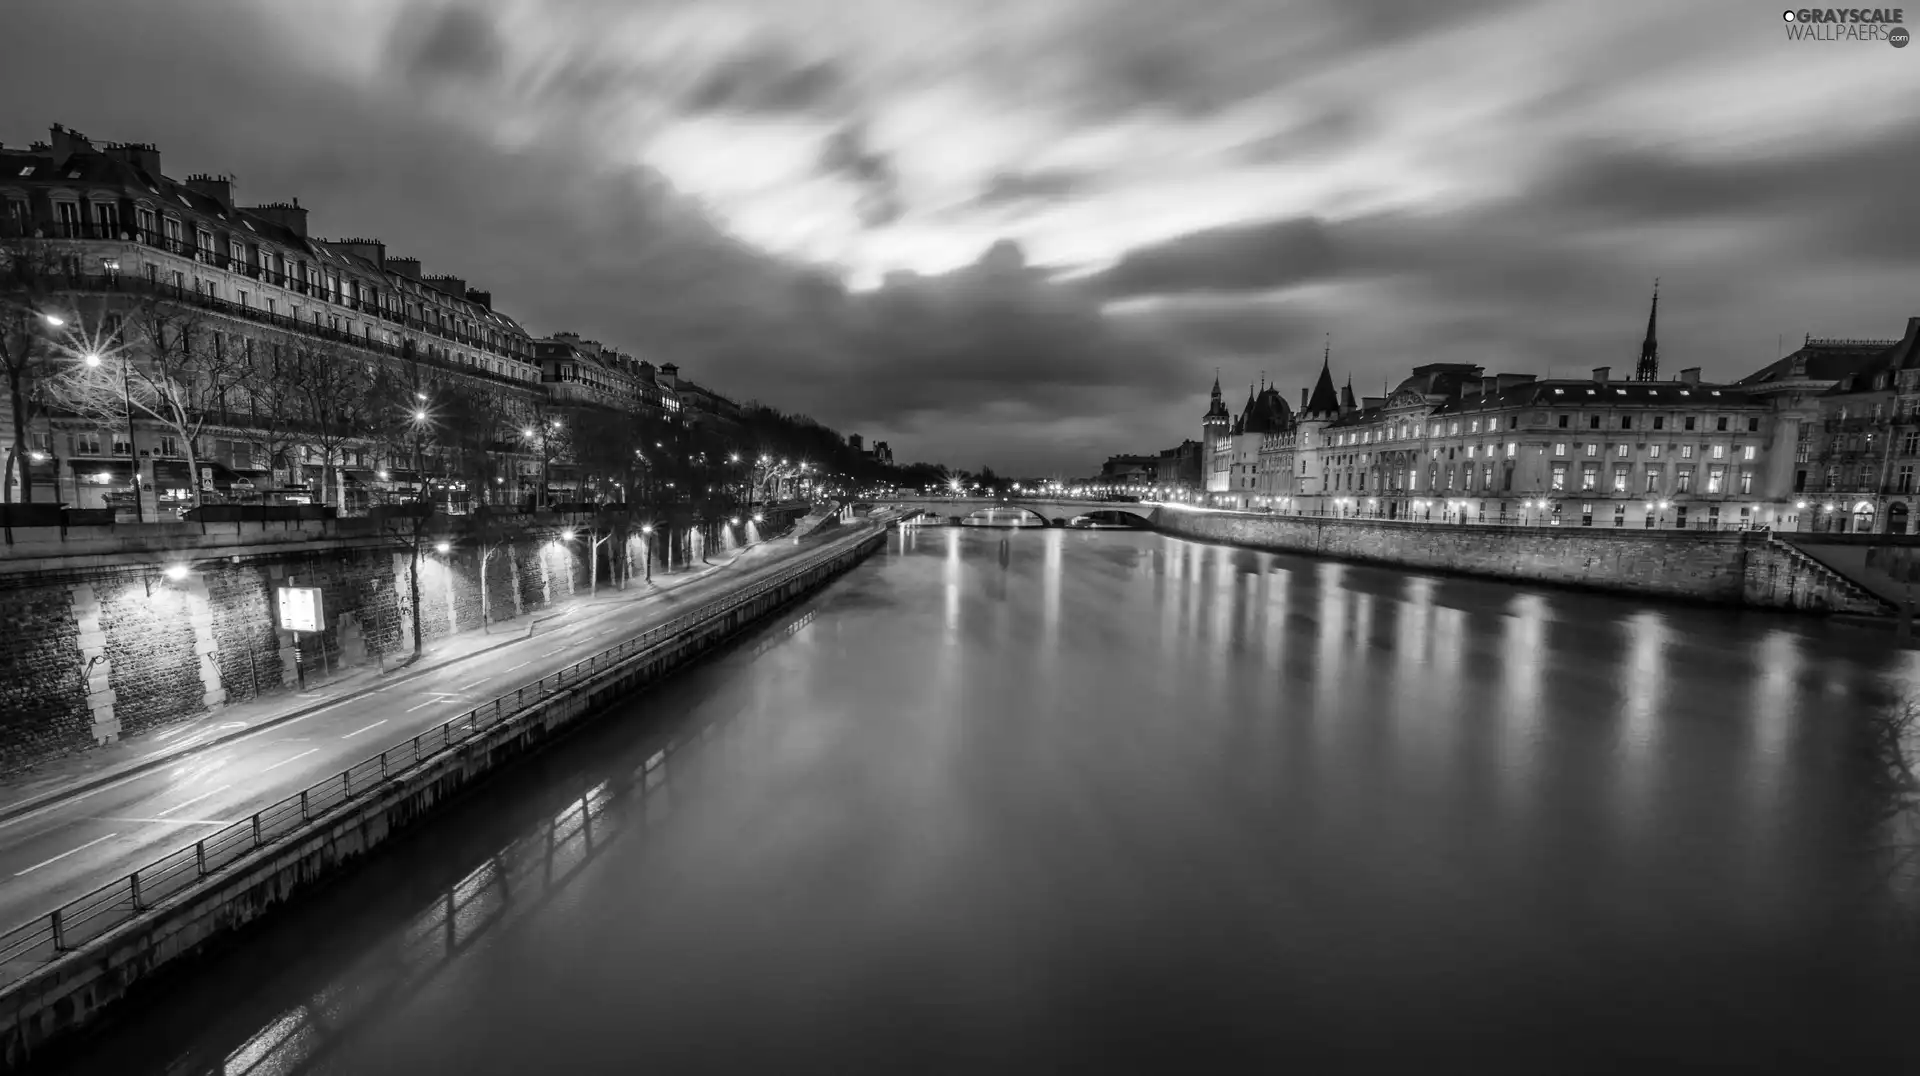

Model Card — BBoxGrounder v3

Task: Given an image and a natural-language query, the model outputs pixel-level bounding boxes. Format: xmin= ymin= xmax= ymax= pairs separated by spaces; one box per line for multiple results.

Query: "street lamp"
xmin=77 ymin=344 xmax=141 ymax=521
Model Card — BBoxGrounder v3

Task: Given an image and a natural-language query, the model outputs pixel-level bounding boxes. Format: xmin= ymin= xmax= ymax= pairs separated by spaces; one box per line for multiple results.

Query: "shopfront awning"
xmin=69 ymin=459 xmax=135 ymax=483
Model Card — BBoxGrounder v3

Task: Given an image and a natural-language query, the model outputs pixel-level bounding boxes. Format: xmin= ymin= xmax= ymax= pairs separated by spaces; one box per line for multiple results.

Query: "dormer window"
xmin=16 ymin=166 xmax=34 ymax=177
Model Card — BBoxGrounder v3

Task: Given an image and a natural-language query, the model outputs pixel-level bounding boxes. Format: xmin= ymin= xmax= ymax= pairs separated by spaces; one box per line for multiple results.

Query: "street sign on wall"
xmin=277 ymin=586 xmax=323 ymax=633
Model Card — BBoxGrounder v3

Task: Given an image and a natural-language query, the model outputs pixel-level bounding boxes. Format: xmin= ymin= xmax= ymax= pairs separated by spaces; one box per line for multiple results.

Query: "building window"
xmin=1584 ymin=443 xmax=1598 ymax=457
xmin=1581 ymin=503 xmax=1594 ymax=526
xmin=1469 ymin=420 xmax=1479 ymax=433
xmin=1506 ymin=442 xmax=1517 ymax=457
xmin=1684 ymin=417 xmax=1697 ymax=431
xmin=1614 ymin=504 xmax=1627 ymax=527
xmin=1580 ymin=464 xmax=1598 ymax=490
xmin=1706 ymin=465 xmax=1726 ymax=494
xmin=1644 ymin=467 xmax=1660 ymax=492
xmin=1620 ymin=416 xmax=1632 ymax=430
xmin=1716 ymin=417 xmax=1729 ymax=431
xmin=1611 ymin=467 xmax=1628 ymax=492
xmin=1553 ymin=443 xmax=1567 ymax=457
xmin=1650 ymin=444 xmax=1663 ymax=459
xmin=72 ymin=431 xmax=102 ymax=455
xmin=1551 ymin=463 xmax=1567 ymax=490
xmin=1588 ymin=415 xmax=1601 ymax=429
xmin=1739 ymin=471 xmax=1754 ymax=494
xmin=1680 ymin=445 xmax=1694 ymax=459
xmin=1615 ymin=444 xmax=1629 ymax=458
xmin=1449 ymin=422 xmax=1459 ymax=435
xmin=1676 ymin=469 xmax=1693 ymax=492
xmin=1899 ymin=465 xmax=1915 ymax=494
xmin=158 ymin=436 xmax=179 ymax=457
xmin=1747 ymin=417 xmax=1760 ymax=432
xmin=1558 ymin=415 xmax=1570 ymax=428
xmin=1709 ymin=444 xmax=1725 ymax=460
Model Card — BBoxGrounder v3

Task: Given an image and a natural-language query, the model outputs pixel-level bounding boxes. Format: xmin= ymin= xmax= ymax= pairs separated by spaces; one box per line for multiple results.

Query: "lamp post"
xmin=82 ymin=348 xmax=142 ymax=522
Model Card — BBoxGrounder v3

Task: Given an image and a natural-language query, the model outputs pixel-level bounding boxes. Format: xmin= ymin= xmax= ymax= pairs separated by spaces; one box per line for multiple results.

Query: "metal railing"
xmin=0 ymin=523 xmax=886 ymax=983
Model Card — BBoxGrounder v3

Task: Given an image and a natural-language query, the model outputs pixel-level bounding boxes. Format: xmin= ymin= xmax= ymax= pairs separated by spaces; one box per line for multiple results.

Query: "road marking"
xmin=505 ymin=661 xmax=532 ymax=673
xmin=342 ymin=719 xmax=389 ymax=738
xmin=458 ymin=676 xmax=492 ymax=691
xmin=542 ymin=647 xmax=566 ymax=656
xmin=92 ymin=816 xmax=229 ymax=827
xmin=16 ymin=833 xmax=119 ymax=876
xmin=261 ymin=748 xmax=319 ymax=774
xmin=156 ymin=785 xmax=233 ymax=818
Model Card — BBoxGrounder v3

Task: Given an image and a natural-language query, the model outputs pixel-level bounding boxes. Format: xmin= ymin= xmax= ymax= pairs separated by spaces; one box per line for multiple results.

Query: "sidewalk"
xmin=0 ymin=538 xmax=791 ymax=822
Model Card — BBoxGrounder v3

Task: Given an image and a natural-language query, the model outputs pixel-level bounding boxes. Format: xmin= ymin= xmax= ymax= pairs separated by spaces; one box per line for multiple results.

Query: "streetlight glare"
xmin=560 ymin=529 xmax=576 ymax=541
xmin=83 ymin=353 xmax=102 ymax=367
xmin=163 ymin=564 xmax=188 ymax=581
xmin=434 ymin=541 xmax=451 ymax=554
xmin=414 ymin=410 xmax=428 ymax=422
xmin=41 ymin=313 xmax=65 ymax=327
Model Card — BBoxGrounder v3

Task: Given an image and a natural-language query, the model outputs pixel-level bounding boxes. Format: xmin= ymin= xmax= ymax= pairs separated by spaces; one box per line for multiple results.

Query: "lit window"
xmin=1742 ymin=445 xmax=1756 ymax=461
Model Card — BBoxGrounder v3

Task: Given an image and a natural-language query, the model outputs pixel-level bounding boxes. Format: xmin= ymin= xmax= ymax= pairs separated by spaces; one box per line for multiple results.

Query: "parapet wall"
xmin=1150 ymin=510 xmax=1888 ymax=614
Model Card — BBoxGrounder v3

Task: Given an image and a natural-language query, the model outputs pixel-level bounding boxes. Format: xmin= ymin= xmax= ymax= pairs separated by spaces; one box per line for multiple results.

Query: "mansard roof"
xmin=1735 ymin=334 xmax=1901 ymax=388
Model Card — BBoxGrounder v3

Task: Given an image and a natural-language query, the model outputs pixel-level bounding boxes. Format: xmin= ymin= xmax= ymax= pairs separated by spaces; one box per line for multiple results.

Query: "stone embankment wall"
xmin=1150 ymin=510 xmax=1889 ymax=615
xmin=0 ymin=530 xmax=885 ymax=1074
xmin=0 ymin=529 xmax=668 ymax=775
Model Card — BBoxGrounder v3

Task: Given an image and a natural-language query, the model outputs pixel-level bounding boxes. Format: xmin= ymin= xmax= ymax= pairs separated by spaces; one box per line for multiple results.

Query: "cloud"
xmin=4 ymin=0 xmax=1920 ymax=476
xmin=819 ymin=122 xmax=904 ymax=229
xmin=1086 ymin=218 xmax=1341 ymax=300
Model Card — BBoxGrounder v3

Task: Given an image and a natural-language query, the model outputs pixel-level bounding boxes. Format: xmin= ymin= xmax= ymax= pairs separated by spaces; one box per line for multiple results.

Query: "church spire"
xmin=1636 ymin=279 xmax=1660 ymax=382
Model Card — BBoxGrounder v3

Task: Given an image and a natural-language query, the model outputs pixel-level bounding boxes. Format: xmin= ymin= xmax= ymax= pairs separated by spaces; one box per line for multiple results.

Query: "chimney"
xmin=48 ymin=124 xmax=94 ymax=169
xmin=1299 ymin=388 xmax=1309 ymax=411
xmin=465 ymin=287 xmax=492 ymax=310
xmin=1481 ymin=376 xmax=1498 ymax=397
xmin=325 ymin=237 xmax=387 ymax=268
xmin=1679 ymin=367 xmax=1701 ymax=386
xmin=386 ymin=256 xmax=422 ymax=280
xmin=246 ymin=200 xmax=308 ymax=238
xmin=1592 ymin=366 xmax=1610 ymax=383
xmin=101 ymin=139 xmax=161 ymax=177
xmin=425 ymin=274 xmax=468 ymax=300
xmin=658 ymin=363 xmax=680 ymax=389
xmin=185 ymin=173 xmax=236 ymax=210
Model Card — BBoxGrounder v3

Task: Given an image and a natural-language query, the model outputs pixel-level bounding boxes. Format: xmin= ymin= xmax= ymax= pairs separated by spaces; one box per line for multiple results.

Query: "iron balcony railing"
xmin=0 ymin=525 xmax=884 ymax=985
xmin=9 ymin=226 xmax=530 ymax=362
xmin=24 ymin=273 xmax=536 ymax=394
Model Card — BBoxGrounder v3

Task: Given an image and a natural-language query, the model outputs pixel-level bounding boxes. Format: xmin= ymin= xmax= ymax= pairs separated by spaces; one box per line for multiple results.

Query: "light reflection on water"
xmin=50 ymin=528 xmax=1920 ymax=1076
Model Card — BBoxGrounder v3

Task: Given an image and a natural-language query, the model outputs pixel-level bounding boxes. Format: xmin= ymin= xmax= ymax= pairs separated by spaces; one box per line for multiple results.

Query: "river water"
xmin=47 ymin=527 xmax=1920 ymax=1074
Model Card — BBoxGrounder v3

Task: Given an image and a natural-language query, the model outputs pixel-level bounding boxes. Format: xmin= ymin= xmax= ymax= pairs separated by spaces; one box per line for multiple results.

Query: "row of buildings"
xmin=1196 ymin=292 xmax=1920 ymax=533
xmin=1093 ymin=441 xmax=1202 ymax=492
xmin=1 ymin=123 xmax=750 ymax=516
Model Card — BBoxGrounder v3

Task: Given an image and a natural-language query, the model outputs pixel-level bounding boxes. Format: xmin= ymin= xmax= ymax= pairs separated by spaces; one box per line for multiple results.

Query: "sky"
xmin=4 ymin=0 xmax=1919 ymax=475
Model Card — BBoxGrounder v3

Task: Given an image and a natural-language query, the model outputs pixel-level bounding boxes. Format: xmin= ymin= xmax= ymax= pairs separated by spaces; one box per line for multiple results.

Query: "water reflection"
xmin=53 ymin=530 xmax=1920 ymax=1075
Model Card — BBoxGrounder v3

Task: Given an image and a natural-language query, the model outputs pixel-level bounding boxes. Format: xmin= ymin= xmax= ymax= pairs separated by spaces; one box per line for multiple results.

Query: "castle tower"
xmin=1635 ymin=280 xmax=1660 ymax=382
xmin=1203 ymin=371 xmax=1232 ymax=493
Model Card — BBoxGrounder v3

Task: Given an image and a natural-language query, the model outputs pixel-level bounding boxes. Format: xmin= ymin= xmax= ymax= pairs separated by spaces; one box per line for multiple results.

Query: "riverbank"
xmin=1149 ymin=507 xmax=1894 ymax=616
xmin=0 ymin=524 xmax=889 ymax=1073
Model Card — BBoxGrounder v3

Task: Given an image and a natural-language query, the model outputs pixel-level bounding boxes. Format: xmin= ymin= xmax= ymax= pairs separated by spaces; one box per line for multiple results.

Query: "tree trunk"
xmin=7 ymin=364 xmax=31 ymax=504
xmin=479 ymin=546 xmax=492 ymax=634
xmin=589 ymin=533 xmax=599 ymax=597
xmin=409 ymin=532 xmax=424 ymax=657
xmin=182 ymin=436 xmax=203 ymax=511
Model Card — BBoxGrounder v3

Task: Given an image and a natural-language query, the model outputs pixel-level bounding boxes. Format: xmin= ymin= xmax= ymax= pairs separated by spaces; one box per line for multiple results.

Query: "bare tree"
xmin=235 ymin=335 xmax=312 ymax=498
xmin=290 ymin=339 xmax=379 ymax=511
xmin=0 ymin=235 xmax=80 ymax=503
xmin=51 ymin=300 xmax=248 ymax=512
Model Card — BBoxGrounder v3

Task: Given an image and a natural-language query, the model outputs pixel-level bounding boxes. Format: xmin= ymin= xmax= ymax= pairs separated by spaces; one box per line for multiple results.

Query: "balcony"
xmin=8 ymin=225 xmax=527 ymax=363
xmin=31 ymin=272 xmax=537 ymax=394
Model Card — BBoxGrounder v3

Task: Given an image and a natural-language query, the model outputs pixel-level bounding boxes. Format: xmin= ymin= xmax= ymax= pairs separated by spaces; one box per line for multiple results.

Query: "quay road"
xmin=0 ymin=516 xmax=888 ymax=951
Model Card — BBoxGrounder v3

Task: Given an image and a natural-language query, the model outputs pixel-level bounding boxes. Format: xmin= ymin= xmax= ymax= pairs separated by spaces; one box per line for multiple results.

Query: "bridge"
xmin=875 ymin=497 xmax=1157 ymax=528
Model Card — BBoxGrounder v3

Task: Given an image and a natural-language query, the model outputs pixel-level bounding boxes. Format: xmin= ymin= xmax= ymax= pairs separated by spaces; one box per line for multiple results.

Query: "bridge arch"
xmin=1069 ymin=508 xmax=1153 ymax=528
xmin=959 ymin=504 xmax=1054 ymax=526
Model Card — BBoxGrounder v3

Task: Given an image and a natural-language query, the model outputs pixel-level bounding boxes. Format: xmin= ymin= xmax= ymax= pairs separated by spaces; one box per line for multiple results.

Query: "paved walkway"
xmin=0 ymin=539 xmax=790 ymax=821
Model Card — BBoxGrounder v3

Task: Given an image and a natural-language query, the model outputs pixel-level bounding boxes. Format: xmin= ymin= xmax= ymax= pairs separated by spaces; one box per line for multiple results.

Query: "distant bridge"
xmin=878 ymin=498 xmax=1156 ymax=528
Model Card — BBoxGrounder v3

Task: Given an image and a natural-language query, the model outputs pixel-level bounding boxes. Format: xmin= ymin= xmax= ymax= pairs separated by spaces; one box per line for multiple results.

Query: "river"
xmin=46 ymin=526 xmax=1920 ymax=1074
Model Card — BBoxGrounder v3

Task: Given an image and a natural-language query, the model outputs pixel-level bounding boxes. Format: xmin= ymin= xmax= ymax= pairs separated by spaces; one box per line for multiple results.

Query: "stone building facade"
xmin=0 ymin=123 xmax=728 ymax=514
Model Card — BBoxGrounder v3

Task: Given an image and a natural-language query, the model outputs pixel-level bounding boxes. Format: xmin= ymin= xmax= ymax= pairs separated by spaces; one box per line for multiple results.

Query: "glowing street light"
xmin=434 ymin=541 xmax=451 ymax=554
xmin=83 ymin=352 xmax=102 ymax=367
xmin=560 ymin=528 xmax=576 ymax=541
xmin=41 ymin=313 xmax=65 ymax=328
xmin=163 ymin=564 xmax=188 ymax=581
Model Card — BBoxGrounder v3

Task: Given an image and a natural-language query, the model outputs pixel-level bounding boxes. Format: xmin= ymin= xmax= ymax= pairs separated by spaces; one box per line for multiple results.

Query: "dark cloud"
xmin=974 ymin=169 xmax=1088 ymax=207
xmin=395 ymin=5 xmax=506 ymax=83
xmin=819 ymin=123 xmax=903 ymax=229
xmin=682 ymin=44 xmax=843 ymax=115
xmin=1086 ymin=218 xmax=1342 ymax=300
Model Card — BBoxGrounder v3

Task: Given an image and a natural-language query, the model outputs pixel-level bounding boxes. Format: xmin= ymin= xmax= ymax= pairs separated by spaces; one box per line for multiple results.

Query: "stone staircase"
xmin=788 ymin=501 xmax=842 ymax=541
xmin=1768 ymin=536 xmax=1899 ymax=615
